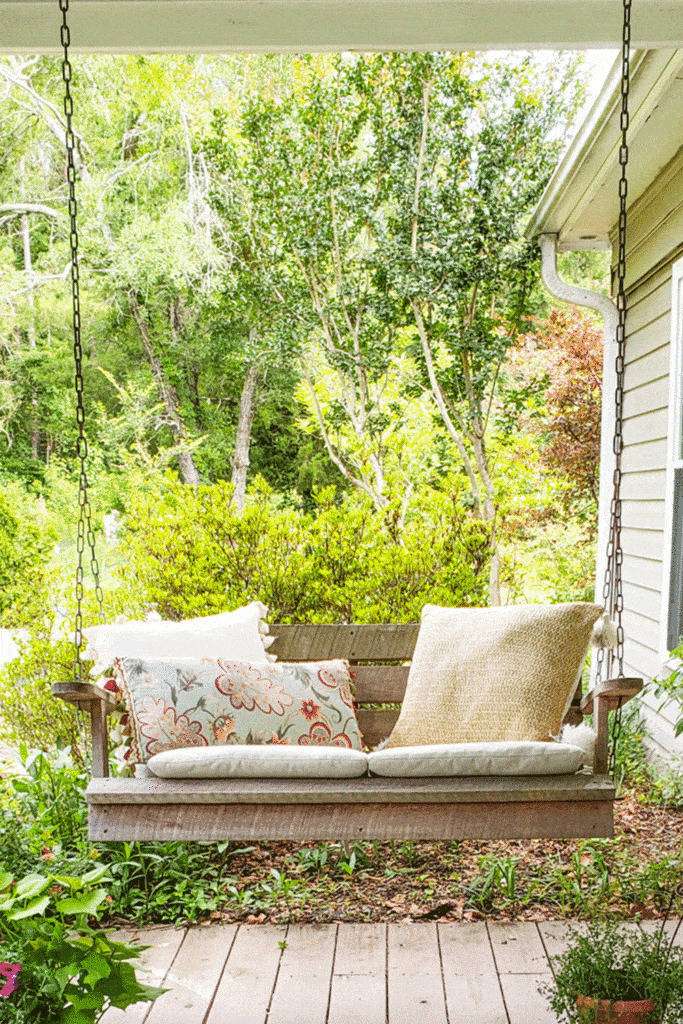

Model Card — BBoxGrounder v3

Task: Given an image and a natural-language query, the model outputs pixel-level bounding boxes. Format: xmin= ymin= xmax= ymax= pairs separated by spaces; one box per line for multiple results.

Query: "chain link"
xmin=59 ymin=0 xmax=104 ymax=689
xmin=595 ymin=0 xmax=631 ymax=773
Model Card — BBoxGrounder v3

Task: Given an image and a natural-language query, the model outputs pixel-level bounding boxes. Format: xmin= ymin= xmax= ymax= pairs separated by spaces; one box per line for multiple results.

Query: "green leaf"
xmin=81 ymin=864 xmax=110 ymax=886
xmin=82 ymin=951 xmax=111 ymax=985
xmin=14 ymin=872 xmax=51 ymax=900
xmin=8 ymin=893 xmax=51 ymax=919
xmin=56 ymin=888 xmax=108 ymax=917
xmin=0 ymin=870 xmax=13 ymax=891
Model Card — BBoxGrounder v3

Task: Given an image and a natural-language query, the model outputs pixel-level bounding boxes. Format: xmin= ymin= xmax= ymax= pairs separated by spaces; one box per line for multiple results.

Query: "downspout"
xmin=539 ymin=234 xmax=617 ymax=647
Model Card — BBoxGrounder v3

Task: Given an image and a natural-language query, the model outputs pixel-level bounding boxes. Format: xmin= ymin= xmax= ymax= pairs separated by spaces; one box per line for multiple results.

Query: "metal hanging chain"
xmin=595 ymin=0 xmax=631 ymax=773
xmin=59 ymin=0 xmax=105 ymax=686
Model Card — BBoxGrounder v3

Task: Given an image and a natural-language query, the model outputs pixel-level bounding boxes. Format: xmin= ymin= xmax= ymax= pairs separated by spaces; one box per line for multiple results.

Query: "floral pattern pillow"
xmin=113 ymin=657 xmax=361 ymax=763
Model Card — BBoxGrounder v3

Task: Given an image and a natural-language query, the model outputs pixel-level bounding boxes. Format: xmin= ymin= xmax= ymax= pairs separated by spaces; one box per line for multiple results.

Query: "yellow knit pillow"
xmin=386 ymin=602 xmax=604 ymax=748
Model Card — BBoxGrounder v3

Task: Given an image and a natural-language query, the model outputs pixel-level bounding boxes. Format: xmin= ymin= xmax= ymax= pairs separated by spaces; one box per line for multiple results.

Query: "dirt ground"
xmin=203 ymin=793 xmax=683 ymax=926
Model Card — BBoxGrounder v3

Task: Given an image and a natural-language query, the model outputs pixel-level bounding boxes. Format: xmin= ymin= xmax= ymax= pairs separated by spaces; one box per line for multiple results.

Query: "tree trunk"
xmin=231 ymin=355 xmax=259 ymax=513
xmin=128 ymin=292 xmax=200 ymax=488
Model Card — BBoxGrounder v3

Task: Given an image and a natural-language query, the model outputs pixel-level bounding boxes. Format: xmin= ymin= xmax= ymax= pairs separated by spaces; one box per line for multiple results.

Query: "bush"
xmin=119 ymin=476 xmax=490 ymax=623
xmin=0 ymin=864 xmax=164 ymax=1023
xmin=0 ymin=635 xmax=81 ymax=758
xmin=0 ymin=485 xmax=56 ymax=625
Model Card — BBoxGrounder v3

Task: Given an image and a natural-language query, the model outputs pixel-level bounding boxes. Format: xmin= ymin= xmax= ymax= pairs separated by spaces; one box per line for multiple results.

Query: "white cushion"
xmin=368 ymin=741 xmax=586 ymax=777
xmin=84 ymin=602 xmax=272 ymax=676
xmin=148 ymin=744 xmax=369 ymax=779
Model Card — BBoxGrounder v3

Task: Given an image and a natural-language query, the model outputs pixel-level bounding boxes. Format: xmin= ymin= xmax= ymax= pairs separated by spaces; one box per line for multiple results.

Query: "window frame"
xmin=662 ymin=256 xmax=683 ymax=654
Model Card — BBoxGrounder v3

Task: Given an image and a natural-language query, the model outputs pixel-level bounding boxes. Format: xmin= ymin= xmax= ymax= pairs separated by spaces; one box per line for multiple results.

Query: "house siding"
xmin=617 ymin=149 xmax=683 ymax=760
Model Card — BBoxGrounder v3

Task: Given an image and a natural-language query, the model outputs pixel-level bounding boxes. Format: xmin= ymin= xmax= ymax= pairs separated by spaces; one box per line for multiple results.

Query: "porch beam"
xmin=3 ymin=0 xmax=683 ymax=55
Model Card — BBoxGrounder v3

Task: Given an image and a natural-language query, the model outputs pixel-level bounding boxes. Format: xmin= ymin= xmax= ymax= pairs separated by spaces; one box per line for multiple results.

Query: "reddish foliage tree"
xmin=512 ymin=308 xmax=603 ymax=510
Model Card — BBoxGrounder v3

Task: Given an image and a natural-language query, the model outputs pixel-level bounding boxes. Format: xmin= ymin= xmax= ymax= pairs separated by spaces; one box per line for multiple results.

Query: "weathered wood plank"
xmin=498 ymin=973 xmax=555 ymax=1024
xmin=88 ymin=797 xmax=614 ymax=842
xmin=269 ymin=623 xmax=419 ymax=662
xmin=328 ymin=923 xmax=386 ymax=1024
xmin=356 ymin=707 xmax=400 ymax=748
xmin=388 ymin=923 xmax=447 ymax=1024
xmin=488 ymin=922 xmax=552 ymax=976
xmin=99 ymin=926 xmax=186 ymax=1024
xmin=438 ymin=922 xmax=507 ymax=1024
xmin=489 ymin=922 xmax=554 ymax=1024
xmin=640 ymin=920 xmax=683 ymax=946
xmin=205 ymin=924 xmax=287 ymax=1024
xmin=537 ymin=921 xmax=587 ymax=966
xmin=267 ymin=924 xmax=337 ymax=1024
xmin=352 ymin=664 xmax=410 ymax=702
xmin=87 ymin=773 xmax=615 ymax=805
xmin=144 ymin=925 xmax=236 ymax=1024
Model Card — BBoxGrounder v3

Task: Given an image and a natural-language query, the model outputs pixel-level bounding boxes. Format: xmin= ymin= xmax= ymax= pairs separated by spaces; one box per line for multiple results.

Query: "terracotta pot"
xmin=576 ymin=994 xmax=661 ymax=1023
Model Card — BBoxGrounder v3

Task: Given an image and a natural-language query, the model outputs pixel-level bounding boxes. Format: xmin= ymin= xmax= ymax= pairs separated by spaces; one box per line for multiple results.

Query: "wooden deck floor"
xmin=101 ymin=919 xmax=680 ymax=1024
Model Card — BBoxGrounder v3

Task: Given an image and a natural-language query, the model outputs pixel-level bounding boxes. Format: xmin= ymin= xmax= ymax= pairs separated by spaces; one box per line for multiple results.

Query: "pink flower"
xmin=40 ymin=847 xmax=55 ymax=861
xmin=0 ymin=963 xmax=21 ymax=999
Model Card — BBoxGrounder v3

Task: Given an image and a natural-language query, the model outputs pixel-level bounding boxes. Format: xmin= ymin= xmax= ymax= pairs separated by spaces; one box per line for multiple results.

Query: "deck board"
xmin=439 ymin=922 xmax=507 ymax=1024
xmin=100 ymin=920 xmax=584 ymax=1022
xmin=387 ymin=923 xmax=448 ymax=1024
xmin=267 ymin=923 xmax=337 ymax=1024
xmin=328 ymin=922 xmax=387 ymax=1024
xmin=144 ymin=924 xmax=236 ymax=1024
xmin=205 ymin=923 xmax=287 ymax=1024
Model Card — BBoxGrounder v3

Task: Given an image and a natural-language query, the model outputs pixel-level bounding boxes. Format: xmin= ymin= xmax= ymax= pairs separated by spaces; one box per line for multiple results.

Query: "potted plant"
xmin=543 ymin=896 xmax=683 ymax=1023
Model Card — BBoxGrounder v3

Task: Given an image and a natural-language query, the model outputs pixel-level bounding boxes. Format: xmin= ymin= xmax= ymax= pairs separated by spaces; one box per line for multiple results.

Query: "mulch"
xmin=205 ymin=792 xmax=683 ymax=926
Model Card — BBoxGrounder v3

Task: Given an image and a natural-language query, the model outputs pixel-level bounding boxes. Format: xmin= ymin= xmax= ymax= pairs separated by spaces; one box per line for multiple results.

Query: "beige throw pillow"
xmin=386 ymin=602 xmax=604 ymax=748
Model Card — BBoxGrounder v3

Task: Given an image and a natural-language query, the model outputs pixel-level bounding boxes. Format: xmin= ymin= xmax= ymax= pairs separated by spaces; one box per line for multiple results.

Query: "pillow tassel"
xmin=591 ymin=612 xmax=618 ymax=649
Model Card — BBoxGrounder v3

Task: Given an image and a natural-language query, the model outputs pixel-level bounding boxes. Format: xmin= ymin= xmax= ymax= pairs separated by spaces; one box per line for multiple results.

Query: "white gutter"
xmin=539 ymin=234 xmax=616 ymax=642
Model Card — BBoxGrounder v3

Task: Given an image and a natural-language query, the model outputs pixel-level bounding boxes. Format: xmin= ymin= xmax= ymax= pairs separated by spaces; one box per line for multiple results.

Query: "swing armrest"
xmin=51 ymin=681 xmax=118 ymax=712
xmin=580 ymin=678 xmax=643 ymax=775
xmin=52 ymin=682 xmax=117 ymax=779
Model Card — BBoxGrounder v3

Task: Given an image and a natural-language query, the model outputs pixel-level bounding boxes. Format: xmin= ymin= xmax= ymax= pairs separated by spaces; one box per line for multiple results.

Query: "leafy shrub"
xmin=0 ymin=485 xmax=56 ymax=625
xmin=0 ymin=635 xmax=81 ymax=757
xmin=0 ymin=865 xmax=164 ymax=1023
xmin=119 ymin=476 xmax=490 ymax=622
xmin=649 ymin=645 xmax=683 ymax=740
xmin=0 ymin=747 xmax=89 ymax=878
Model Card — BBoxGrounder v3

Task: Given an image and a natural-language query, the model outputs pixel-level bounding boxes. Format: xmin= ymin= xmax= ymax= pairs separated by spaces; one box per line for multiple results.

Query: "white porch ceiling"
xmin=2 ymin=0 xmax=683 ymax=54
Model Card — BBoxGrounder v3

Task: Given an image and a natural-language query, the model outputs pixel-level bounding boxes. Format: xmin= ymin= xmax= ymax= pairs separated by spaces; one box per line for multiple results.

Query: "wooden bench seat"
xmin=53 ymin=622 xmax=641 ymax=842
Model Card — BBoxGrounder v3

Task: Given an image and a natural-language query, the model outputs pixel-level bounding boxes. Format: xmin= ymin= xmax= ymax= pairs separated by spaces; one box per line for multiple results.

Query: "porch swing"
xmin=52 ymin=0 xmax=643 ymax=842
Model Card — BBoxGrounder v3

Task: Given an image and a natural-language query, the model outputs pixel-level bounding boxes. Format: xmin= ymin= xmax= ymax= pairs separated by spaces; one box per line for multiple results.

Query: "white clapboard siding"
xmin=621 ymin=437 xmax=668 ymax=473
xmin=626 ymin=314 xmax=670 ymax=365
xmin=621 ymin=526 xmax=664 ymax=563
xmin=624 ymin=340 xmax=671 ymax=389
xmin=621 ymin=553 xmax=666 ymax=592
xmin=623 ymin=375 xmax=670 ymax=418
xmin=620 ymin=468 xmax=666 ymax=500
xmin=625 ymin=147 xmax=683 ymax=289
xmin=615 ymin=151 xmax=683 ymax=759
xmin=620 ymin=500 xmax=667 ymax=532
xmin=622 ymin=581 xmax=663 ymax=621
xmin=623 ymin=407 xmax=669 ymax=447
xmin=626 ymin=272 xmax=671 ymax=334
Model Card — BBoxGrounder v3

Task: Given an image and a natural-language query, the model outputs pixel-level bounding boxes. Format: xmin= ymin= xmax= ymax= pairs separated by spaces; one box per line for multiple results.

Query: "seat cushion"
xmin=115 ymin=656 xmax=362 ymax=763
xmin=369 ymin=741 xmax=586 ymax=777
xmin=386 ymin=602 xmax=604 ymax=748
xmin=148 ymin=744 xmax=369 ymax=779
xmin=84 ymin=601 xmax=273 ymax=677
